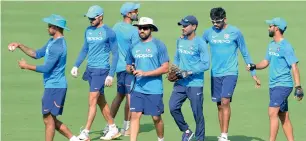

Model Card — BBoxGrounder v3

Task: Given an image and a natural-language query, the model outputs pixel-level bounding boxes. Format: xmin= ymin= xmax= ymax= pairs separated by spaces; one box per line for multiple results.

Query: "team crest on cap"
xmin=99 ymin=32 xmax=102 ymax=35
xmin=277 ymin=47 xmax=280 ymax=52
xmin=224 ymin=34 xmax=230 ymax=39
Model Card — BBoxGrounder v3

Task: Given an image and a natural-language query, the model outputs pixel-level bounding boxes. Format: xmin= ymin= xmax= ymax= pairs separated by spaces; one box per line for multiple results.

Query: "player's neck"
xmin=141 ymin=36 xmax=152 ymax=43
xmin=222 ymin=24 xmax=228 ymax=30
xmin=273 ymin=34 xmax=284 ymax=42
xmin=123 ymin=18 xmax=132 ymax=24
xmin=97 ymin=21 xmax=104 ymax=28
xmin=187 ymin=32 xmax=196 ymax=40
xmin=53 ymin=32 xmax=63 ymax=39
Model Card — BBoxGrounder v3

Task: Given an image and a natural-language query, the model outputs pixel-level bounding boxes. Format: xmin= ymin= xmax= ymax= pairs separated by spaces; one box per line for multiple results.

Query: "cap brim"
xmin=177 ymin=21 xmax=189 ymax=26
xmin=43 ymin=18 xmax=70 ymax=31
xmin=265 ymin=20 xmax=273 ymax=25
xmin=133 ymin=24 xmax=158 ymax=32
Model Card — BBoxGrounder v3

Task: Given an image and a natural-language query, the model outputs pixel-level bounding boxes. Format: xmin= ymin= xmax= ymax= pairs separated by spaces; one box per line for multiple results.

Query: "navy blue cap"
xmin=178 ymin=15 xmax=198 ymax=26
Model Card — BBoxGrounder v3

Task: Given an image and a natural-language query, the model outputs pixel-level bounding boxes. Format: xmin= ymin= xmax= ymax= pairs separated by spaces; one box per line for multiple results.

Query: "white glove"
xmin=8 ymin=45 xmax=17 ymax=51
xmin=104 ymin=76 xmax=113 ymax=87
xmin=71 ymin=67 xmax=78 ymax=78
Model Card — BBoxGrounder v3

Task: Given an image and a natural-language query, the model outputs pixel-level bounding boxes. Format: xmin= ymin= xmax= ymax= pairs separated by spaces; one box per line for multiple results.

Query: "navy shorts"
xmin=269 ymin=86 xmax=293 ymax=112
xmin=130 ymin=91 xmax=164 ymax=116
xmin=211 ymin=75 xmax=238 ymax=102
xmin=117 ymin=71 xmax=134 ymax=94
xmin=42 ymin=88 xmax=67 ymax=116
xmin=82 ymin=67 xmax=109 ymax=94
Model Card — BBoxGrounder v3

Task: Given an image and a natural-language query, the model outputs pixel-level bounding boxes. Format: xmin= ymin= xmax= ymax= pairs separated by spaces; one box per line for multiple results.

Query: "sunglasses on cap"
xmin=211 ymin=18 xmax=224 ymax=24
xmin=88 ymin=14 xmax=102 ymax=21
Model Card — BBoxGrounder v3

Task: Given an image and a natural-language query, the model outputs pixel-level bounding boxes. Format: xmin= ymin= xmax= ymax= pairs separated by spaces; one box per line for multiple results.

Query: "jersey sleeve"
xmin=74 ymin=30 xmax=89 ymax=67
xmin=108 ymin=29 xmax=119 ymax=77
xmin=284 ymin=45 xmax=299 ymax=66
xmin=36 ymin=41 xmax=63 ymax=73
xmin=236 ymin=30 xmax=256 ymax=76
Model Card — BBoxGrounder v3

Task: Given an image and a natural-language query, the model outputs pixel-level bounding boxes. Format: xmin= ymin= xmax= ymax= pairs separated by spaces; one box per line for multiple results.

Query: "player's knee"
xmin=43 ymin=114 xmax=54 ymax=126
xmin=131 ymin=112 xmax=141 ymax=120
xmin=278 ymin=112 xmax=289 ymax=123
xmin=152 ymin=116 xmax=162 ymax=124
xmin=268 ymin=108 xmax=279 ymax=118
xmin=221 ymin=99 xmax=230 ymax=106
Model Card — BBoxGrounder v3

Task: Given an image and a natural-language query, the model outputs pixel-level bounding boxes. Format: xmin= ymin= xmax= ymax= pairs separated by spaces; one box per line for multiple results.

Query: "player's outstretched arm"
xmin=247 ymin=59 xmax=269 ymax=71
xmin=8 ymin=42 xmax=45 ymax=59
xmin=18 ymin=43 xmax=62 ymax=73
xmin=135 ymin=62 xmax=169 ymax=77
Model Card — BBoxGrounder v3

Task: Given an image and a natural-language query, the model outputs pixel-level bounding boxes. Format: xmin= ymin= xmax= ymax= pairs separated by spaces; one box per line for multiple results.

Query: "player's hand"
xmin=167 ymin=71 xmax=179 ymax=82
xmin=130 ymin=63 xmax=136 ymax=74
xmin=18 ymin=58 xmax=28 ymax=69
xmin=70 ymin=67 xmax=78 ymax=78
xmin=133 ymin=70 xmax=146 ymax=77
xmin=246 ymin=63 xmax=256 ymax=71
xmin=252 ymin=75 xmax=261 ymax=88
xmin=8 ymin=42 xmax=21 ymax=52
xmin=104 ymin=76 xmax=113 ymax=87
xmin=294 ymin=86 xmax=304 ymax=101
xmin=177 ymin=71 xmax=192 ymax=79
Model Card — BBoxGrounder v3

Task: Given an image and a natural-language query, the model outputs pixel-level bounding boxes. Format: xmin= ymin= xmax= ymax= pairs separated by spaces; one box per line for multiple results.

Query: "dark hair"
xmin=279 ymin=27 xmax=287 ymax=35
xmin=210 ymin=7 xmax=226 ymax=20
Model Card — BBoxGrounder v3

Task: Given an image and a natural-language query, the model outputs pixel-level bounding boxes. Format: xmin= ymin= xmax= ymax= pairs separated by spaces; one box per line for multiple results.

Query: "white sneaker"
xmin=100 ymin=127 xmax=121 ymax=140
xmin=218 ymin=136 xmax=230 ymax=141
xmin=102 ymin=125 xmax=109 ymax=136
xmin=120 ymin=127 xmax=130 ymax=136
xmin=78 ymin=129 xmax=90 ymax=141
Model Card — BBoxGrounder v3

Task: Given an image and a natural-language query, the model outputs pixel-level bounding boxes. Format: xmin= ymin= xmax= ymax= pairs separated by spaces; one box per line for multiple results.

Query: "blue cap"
xmin=266 ymin=17 xmax=287 ymax=31
xmin=43 ymin=14 xmax=70 ymax=31
xmin=178 ymin=15 xmax=198 ymax=26
xmin=120 ymin=2 xmax=140 ymax=16
xmin=84 ymin=5 xmax=104 ymax=18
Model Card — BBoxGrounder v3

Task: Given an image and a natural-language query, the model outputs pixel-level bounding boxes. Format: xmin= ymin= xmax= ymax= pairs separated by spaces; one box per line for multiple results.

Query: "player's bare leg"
xmin=43 ymin=113 xmax=55 ymax=141
xmin=221 ymin=98 xmax=231 ymax=134
xmin=217 ymin=103 xmax=223 ymax=133
xmin=269 ymin=107 xmax=280 ymax=141
xmin=152 ymin=116 xmax=164 ymax=140
xmin=98 ymin=94 xmax=114 ymax=124
xmin=130 ymin=112 xmax=142 ymax=141
xmin=278 ymin=111 xmax=294 ymax=141
xmin=85 ymin=92 xmax=100 ymax=130
xmin=98 ymin=94 xmax=121 ymax=140
xmin=53 ymin=115 xmax=78 ymax=140
xmin=110 ymin=94 xmax=125 ymax=118
xmin=123 ymin=94 xmax=131 ymax=135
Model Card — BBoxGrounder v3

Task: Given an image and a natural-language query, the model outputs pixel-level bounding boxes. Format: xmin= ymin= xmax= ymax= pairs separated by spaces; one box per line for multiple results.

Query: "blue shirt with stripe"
xmin=265 ymin=39 xmax=298 ymax=88
xmin=112 ymin=22 xmax=139 ymax=73
xmin=126 ymin=38 xmax=169 ymax=94
xmin=35 ymin=37 xmax=67 ymax=88
xmin=202 ymin=25 xmax=256 ymax=77
xmin=74 ymin=24 xmax=119 ymax=77
xmin=174 ymin=36 xmax=210 ymax=87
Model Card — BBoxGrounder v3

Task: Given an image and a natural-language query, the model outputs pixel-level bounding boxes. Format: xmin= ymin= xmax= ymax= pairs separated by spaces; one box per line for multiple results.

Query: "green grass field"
xmin=2 ymin=1 xmax=306 ymax=141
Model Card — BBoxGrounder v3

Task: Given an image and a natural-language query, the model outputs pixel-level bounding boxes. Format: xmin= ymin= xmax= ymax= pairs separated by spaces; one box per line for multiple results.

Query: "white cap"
xmin=133 ymin=17 xmax=158 ymax=32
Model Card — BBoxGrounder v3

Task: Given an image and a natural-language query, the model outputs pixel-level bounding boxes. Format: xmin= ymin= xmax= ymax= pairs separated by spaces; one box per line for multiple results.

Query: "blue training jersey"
xmin=112 ymin=22 xmax=139 ymax=73
xmin=74 ymin=24 xmax=119 ymax=77
xmin=35 ymin=37 xmax=67 ymax=88
xmin=174 ymin=36 xmax=210 ymax=87
xmin=126 ymin=38 xmax=169 ymax=94
xmin=202 ymin=25 xmax=256 ymax=77
xmin=265 ymin=39 xmax=298 ymax=88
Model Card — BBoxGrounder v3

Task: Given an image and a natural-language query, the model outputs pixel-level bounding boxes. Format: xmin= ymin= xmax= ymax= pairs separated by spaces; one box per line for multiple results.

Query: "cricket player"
xmin=202 ymin=7 xmax=261 ymax=141
xmin=126 ymin=17 xmax=169 ymax=141
xmin=8 ymin=14 xmax=81 ymax=141
xmin=107 ymin=2 xmax=140 ymax=136
xmin=70 ymin=5 xmax=120 ymax=140
xmin=247 ymin=17 xmax=303 ymax=141
xmin=168 ymin=15 xmax=210 ymax=141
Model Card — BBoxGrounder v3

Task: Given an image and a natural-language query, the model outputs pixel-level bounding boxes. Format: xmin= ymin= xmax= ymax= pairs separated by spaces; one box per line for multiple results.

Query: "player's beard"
xmin=131 ymin=13 xmax=139 ymax=21
xmin=269 ymin=30 xmax=275 ymax=37
xmin=139 ymin=31 xmax=151 ymax=41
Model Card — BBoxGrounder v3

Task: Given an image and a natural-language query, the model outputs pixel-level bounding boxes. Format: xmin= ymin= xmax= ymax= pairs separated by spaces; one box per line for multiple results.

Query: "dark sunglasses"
xmin=88 ymin=17 xmax=96 ymax=21
xmin=138 ymin=26 xmax=150 ymax=31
